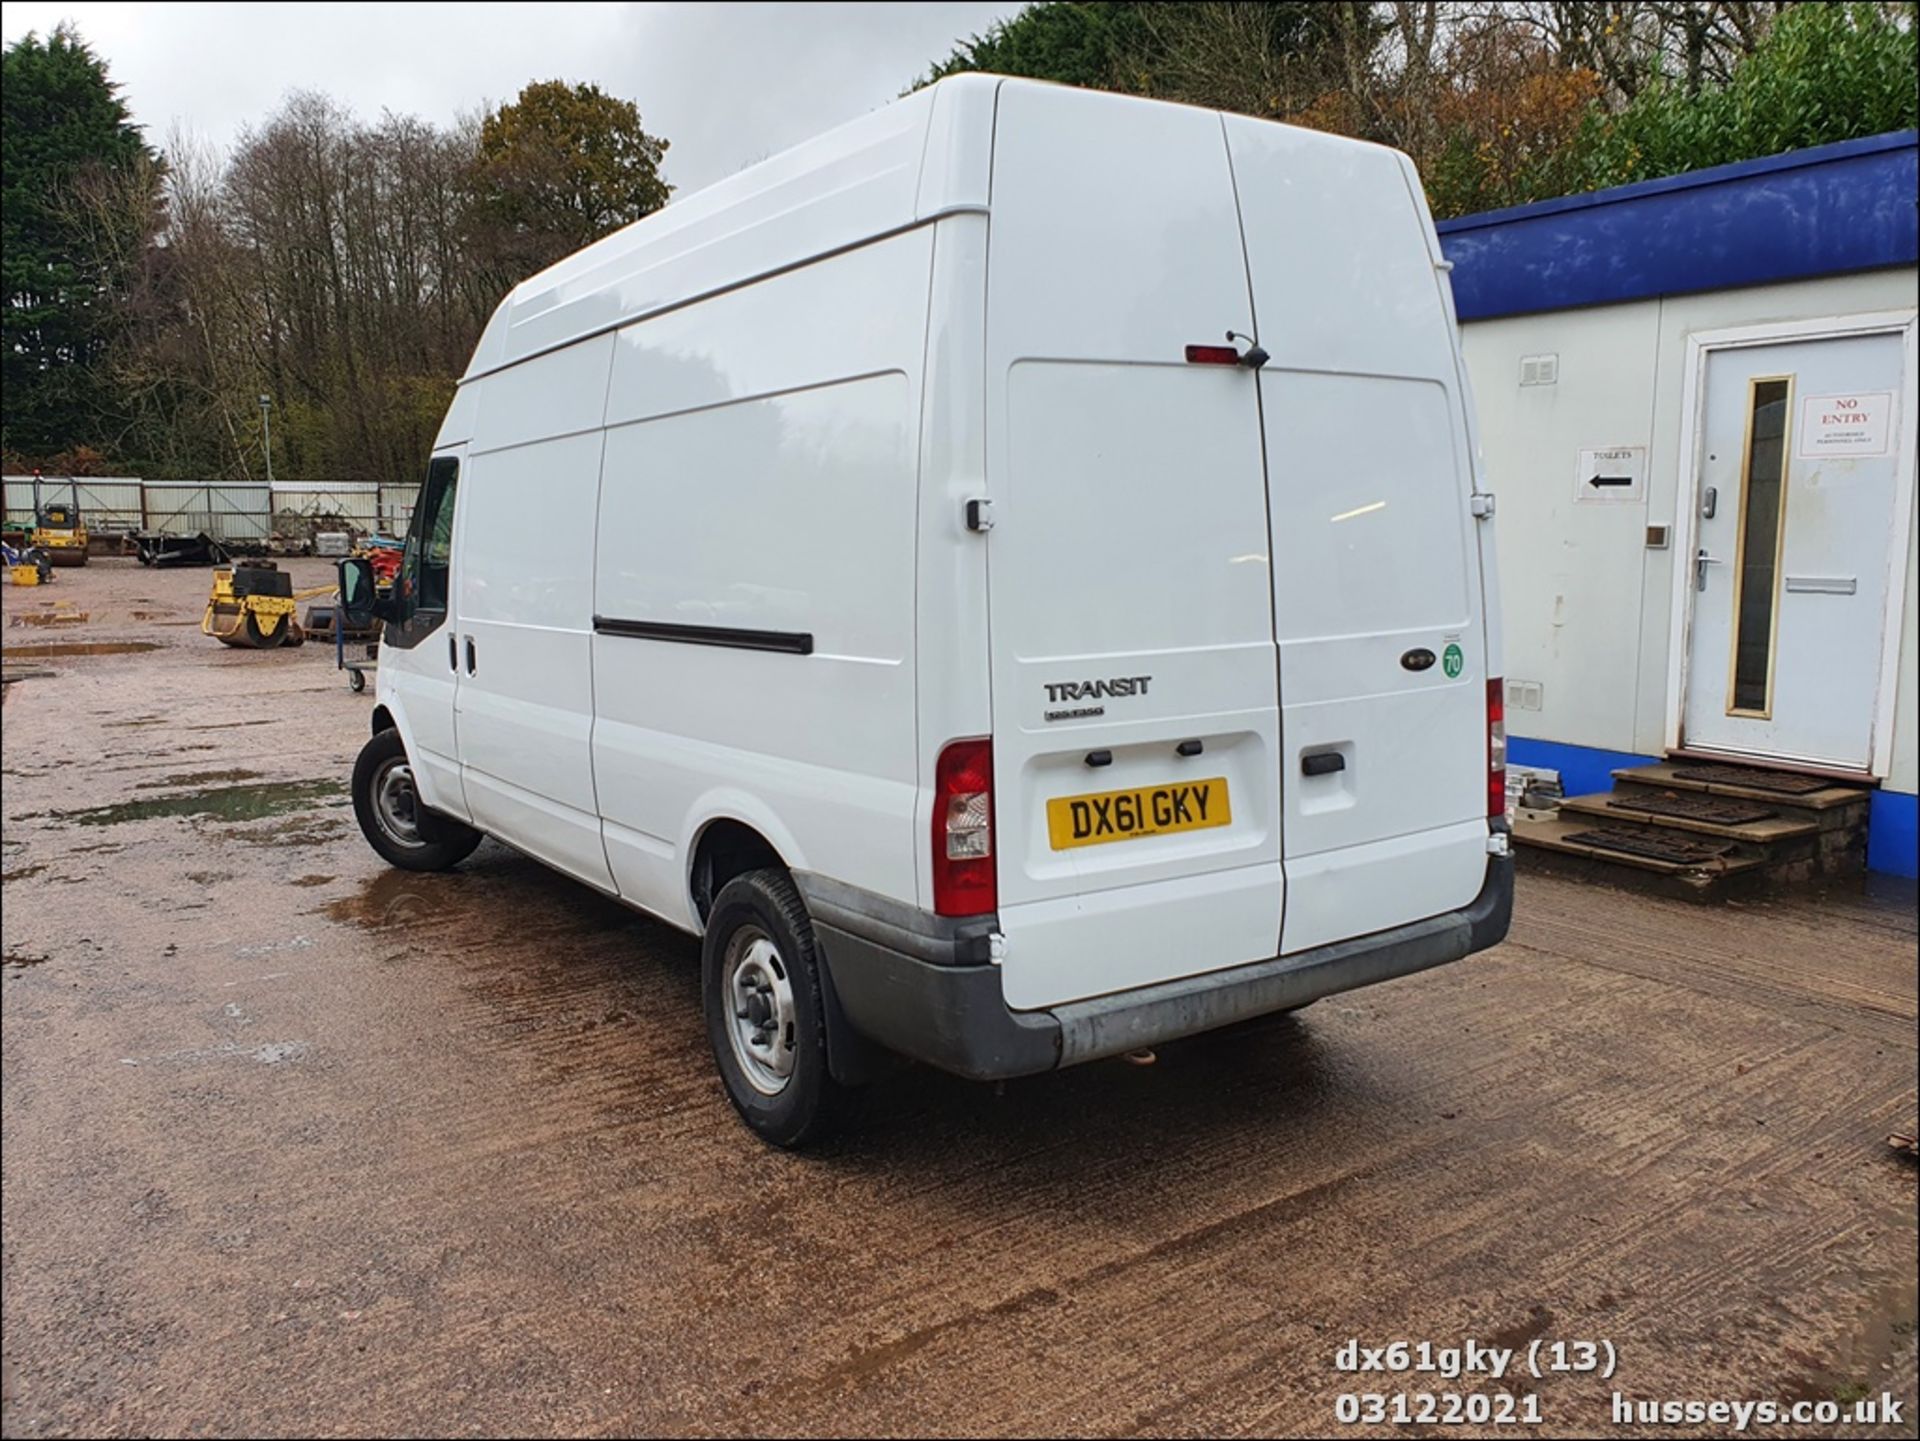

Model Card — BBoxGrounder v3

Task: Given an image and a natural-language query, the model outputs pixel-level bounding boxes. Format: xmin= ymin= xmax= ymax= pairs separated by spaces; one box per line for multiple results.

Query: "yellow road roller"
xmin=203 ymin=561 xmax=334 ymax=649
xmin=32 ymin=501 xmax=88 ymax=567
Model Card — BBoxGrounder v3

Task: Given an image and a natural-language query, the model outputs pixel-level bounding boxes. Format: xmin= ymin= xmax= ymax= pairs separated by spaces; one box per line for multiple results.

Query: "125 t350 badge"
xmin=1043 ymin=674 xmax=1151 ymax=722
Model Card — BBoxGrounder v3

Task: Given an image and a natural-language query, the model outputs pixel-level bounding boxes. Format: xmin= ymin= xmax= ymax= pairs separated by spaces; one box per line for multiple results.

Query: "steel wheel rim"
xmin=373 ymin=758 xmax=424 ymax=848
xmin=724 ymin=926 xmax=796 ymax=1096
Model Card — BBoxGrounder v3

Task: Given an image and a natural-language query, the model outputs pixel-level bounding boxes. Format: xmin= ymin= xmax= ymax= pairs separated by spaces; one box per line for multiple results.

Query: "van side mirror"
xmin=337 ymin=557 xmax=384 ymax=626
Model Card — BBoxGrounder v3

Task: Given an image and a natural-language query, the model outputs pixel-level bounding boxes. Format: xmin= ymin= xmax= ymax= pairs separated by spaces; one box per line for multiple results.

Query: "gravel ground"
xmin=3 ymin=557 xmax=1916 ymax=1438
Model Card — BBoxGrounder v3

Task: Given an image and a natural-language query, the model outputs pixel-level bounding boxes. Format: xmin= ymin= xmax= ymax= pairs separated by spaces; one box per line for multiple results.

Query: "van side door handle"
xmin=448 ymin=633 xmax=458 ymax=672
xmin=1301 ymin=751 xmax=1345 ymax=776
xmin=464 ymin=636 xmax=476 ymax=675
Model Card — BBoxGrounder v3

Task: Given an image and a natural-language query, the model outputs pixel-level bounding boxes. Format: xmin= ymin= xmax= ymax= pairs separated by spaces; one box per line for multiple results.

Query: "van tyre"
xmin=352 ymin=728 xmax=482 ymax=872
xmin=703 ymin=868 xmax=859 ymax=1149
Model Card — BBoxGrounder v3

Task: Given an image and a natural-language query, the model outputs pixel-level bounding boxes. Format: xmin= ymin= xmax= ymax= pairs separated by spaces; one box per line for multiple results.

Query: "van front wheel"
xmin=703 ymin=869 xmax=858 ymax=1149
xmin=351 ymin=728 xmax=482 ymax=871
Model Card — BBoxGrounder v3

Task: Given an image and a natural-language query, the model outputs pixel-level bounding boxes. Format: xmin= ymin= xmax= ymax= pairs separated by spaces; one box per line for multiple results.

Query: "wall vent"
xmin=1519 ymin=353 xmax=1559 ymax=387
xmin=1506 ymin=680 xmax=1545 ymax=712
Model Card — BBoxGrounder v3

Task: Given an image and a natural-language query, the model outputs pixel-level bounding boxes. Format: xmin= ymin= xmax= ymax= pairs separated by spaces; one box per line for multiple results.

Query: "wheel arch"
xmin=687 ymin=807 xmax=801 ymax=928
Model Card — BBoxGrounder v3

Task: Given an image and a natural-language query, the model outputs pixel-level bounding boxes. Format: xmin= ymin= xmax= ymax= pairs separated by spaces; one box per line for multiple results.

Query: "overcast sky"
xmin=0 ymin=1 xmax=1026 ymax=193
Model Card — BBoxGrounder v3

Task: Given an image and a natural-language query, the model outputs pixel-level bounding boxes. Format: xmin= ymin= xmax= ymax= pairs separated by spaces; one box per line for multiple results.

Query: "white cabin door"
xmin=1683 ymin=330 xmax=1907 ymax=770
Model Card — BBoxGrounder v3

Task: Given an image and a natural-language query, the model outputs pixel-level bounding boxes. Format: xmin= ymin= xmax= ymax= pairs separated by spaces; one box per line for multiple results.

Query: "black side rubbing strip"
xmin=593 ymin=616 xmax=814 ymax=656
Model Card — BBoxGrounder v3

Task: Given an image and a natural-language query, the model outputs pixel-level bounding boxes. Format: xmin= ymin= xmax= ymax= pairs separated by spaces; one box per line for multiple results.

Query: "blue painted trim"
xmin=1437 ymin=130 xmax=1917 ymax=233
xmin=1868 ymin=791 xmax=1919 ymax=879
xmin=1438 ymin=130 xmax=1918 ymax=320
xmin=1507 ymin=736 xmax=1658 ymax=800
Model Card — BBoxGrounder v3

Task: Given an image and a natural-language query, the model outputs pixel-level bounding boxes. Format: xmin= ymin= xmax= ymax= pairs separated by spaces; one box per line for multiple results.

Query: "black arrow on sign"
xmin=1587 ymin=472 xmax=1633 ymax=489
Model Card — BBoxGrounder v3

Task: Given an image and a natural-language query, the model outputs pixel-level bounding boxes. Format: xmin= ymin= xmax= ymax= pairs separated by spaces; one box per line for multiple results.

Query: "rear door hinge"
xmin=1470 ymin=493 xmax=1496 ymax=519
xmin=965 ymin=497 xmax=995 ymax=532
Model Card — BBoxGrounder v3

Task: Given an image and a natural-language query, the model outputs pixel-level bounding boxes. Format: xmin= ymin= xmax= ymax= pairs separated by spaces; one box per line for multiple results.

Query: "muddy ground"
xmin=2 ymin=558 xmax=1916 ymax=1438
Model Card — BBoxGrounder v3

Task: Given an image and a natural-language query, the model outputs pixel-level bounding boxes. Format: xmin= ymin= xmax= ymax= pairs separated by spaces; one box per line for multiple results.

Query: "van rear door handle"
xmin=1302 ymin=752 xmax=1345 ymax=776
xmin=464 ymin=637 xmax=476 ymax=675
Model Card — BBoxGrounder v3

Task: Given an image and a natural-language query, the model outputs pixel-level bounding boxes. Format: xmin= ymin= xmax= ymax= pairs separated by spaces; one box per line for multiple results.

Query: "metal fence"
xmin=3 ymin=476 xmax=144 ymax=532
xmin=271 ymin=483 xmax=380 ymax=538
xmin=140 ymin=483 xmax=273 ymax=543
xmin=3 ymin=477 xmax=420 ymax=543
xmin=271 ymin=483 xmax=416 ymax=537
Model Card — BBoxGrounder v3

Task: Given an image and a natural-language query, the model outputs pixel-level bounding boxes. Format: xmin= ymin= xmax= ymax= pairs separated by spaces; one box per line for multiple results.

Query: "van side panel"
xmin=456 ymin=335 xmax=617 ymax=892
xmin=1221 ymin=116 xmax=1490 ymax=953
xmin=985 ymin=81 xmax=1285 ymax=1011
xmin=591 ymin=229 xmax=934 ymax=928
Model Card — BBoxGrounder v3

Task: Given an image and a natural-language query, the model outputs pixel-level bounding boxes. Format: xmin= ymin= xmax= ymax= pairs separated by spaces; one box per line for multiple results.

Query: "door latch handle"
xmin=1302 ymin=752 xmax=1345 ymax=777
xmin=464 ymin=636 xmax=476 ymax=675
xmin=448 ymin=633 xmax=458 ymax=672
xmin=1695 ymin=549 xmax=1725 ymax=592
xmin=1701 ymin=485 xmax=1717 ymax=520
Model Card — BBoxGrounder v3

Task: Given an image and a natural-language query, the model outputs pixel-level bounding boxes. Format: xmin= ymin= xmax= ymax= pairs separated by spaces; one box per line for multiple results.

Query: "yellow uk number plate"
xmin=1046 ymin=777 xmax=1232 ymax=850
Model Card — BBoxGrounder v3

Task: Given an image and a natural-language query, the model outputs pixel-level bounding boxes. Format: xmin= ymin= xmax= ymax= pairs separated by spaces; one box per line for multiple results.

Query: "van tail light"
xmin=1487 ymin=677 xmax=1507 ymax=820
xmin=933 ymin=738 xmax=996 ymax=917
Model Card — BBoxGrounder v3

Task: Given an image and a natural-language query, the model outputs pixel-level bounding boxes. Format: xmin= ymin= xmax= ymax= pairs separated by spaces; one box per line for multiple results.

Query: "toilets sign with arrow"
xmin=1574 ymin=444 xmax=1646 ymax=504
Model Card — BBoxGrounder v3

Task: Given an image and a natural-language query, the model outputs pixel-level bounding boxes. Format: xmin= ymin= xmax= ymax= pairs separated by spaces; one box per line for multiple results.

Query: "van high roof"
xmin=463 ymin=73 xmax=1396 ymax=383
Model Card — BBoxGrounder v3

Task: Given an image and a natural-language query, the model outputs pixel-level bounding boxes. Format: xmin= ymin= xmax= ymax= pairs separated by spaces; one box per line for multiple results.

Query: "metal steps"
xmin=1513 ymin=758 xmax=1871 ymax=901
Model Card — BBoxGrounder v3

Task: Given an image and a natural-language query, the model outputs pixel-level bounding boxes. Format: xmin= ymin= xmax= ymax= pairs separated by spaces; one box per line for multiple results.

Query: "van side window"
xmin=392 ymin=455 xmax=458 ymax=640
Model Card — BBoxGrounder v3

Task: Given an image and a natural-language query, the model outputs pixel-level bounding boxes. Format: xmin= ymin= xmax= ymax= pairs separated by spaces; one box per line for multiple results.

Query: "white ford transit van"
xmin=337 ymin=75 xmax=1513 ymax=1148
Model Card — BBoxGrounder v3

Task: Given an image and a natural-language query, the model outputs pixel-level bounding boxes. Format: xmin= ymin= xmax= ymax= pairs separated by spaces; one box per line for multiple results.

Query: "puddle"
xmin=4 ymin=952 xmax=50 ymax=969
xmin=221 ymin=816 xmax=348 ymax=847
xmin=9 ymin=612 xmax=90 ymax=626
xmin=326 ymin=868 xmax=471 ymax=931
xmin=322 ymin=861 xmax=633 ymax=938
xmin=43 ymin=778 xmax=346 ymax=827
xmin=1 ymin=864 xmax=47 ymax=883
xmin=1 ymin=641 xmax=160 ymax=658
xmin=134 ymin=768 xmax=264 ymax=791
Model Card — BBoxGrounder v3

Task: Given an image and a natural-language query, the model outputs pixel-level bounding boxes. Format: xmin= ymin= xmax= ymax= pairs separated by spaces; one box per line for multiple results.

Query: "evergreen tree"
xmin=2 ymin=24 xmax=159 ymax=463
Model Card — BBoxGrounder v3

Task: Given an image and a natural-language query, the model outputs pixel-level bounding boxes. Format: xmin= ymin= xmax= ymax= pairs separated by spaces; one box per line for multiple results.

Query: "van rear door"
xmin=984 ymin=83 xmax=1283 ymax=1012
xmin=1222 ymin=118 xmax=1491 ymax=954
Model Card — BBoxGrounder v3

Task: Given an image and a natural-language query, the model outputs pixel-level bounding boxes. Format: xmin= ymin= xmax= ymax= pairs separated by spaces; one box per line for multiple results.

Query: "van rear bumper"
xmin=799 ymin=851 xmax=1514 ymax=1083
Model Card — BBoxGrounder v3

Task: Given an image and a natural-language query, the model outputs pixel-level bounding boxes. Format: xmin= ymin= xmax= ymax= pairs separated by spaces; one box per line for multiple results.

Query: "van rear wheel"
xmin=351 ymin=728 xmax=482 ymax=871
xmin=703 ymin=868 xmax=858 ymax=1149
